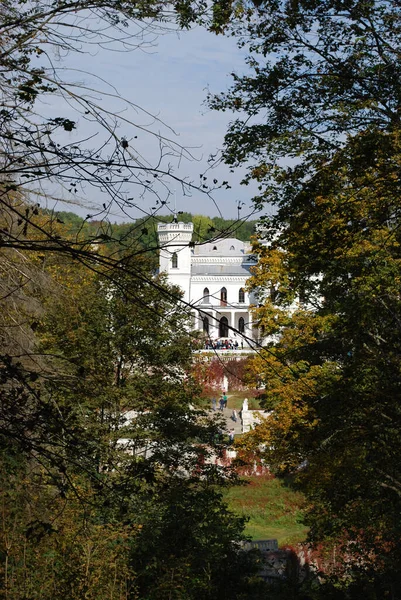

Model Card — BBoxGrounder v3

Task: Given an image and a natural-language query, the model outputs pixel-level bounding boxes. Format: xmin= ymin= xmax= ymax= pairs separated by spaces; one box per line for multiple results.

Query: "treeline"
xmin=50 ymin=210 xmax=258 ymax=257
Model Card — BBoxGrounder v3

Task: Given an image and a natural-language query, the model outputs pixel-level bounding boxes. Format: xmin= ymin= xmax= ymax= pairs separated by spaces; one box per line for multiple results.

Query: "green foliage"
xmin=210 ymin=0 xmax=401 ymax=208
xmin=130 ymin=483 xmax=265 ymax=599
xmin=0 ymin=208 xmax=267 ymax=599
xmin=0 ymin=453 xmax=135 ymax=600
xmin=212 ymin=216 xmax=256 ymax=243
xmin=211 ymin=0 xmax=401 ymax=594
xmin=224 ymin=475 xmax=308 ymax=546
xmin=192 ymin=214 xmax=215 ymax=242
xmin=35 ymin=212 xmax=257 ymax=269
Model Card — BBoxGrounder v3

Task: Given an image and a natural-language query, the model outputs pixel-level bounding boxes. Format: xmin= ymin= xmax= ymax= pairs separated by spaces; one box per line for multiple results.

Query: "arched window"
xmin=213 ymin=245 xmax=217 ymax=251
xmin=203 ymin=287 xmax=210 ymax=304
xmin=239 ymin=288 xmax=245 ymax=303
xmin=203 ymin=316 xmax=209 ymax=334
xmin=171 ymin=252 xmax=178 ymax=268
xmin=238 ymin=317 xmax=245 ymax=333
xmin=230 ymin=245 xmax=235 ymax=251
xmin=219 ymin=316 xmax=229 ymax=338
xmin=220 ymin=287 xmax=227 ymax=306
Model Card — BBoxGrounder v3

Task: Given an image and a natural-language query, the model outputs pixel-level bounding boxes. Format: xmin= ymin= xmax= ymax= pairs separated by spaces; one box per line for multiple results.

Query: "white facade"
xmin=158 ymin=221 xmax=258 ymax=342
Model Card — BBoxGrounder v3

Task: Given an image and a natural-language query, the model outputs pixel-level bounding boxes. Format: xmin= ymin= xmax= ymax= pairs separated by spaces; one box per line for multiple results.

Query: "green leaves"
xmin=49 ymin=117 xmax=76 ymax=132
xmin=0 ymin=214 xmax=266 ymax=599
xmin=214 ymin=3 xmax=401 ymax=590
xmin=211 ymin=0 xmax=401 ymax=205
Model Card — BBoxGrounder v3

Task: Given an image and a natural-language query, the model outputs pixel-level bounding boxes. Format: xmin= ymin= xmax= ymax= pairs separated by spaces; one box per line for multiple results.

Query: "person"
xmin=223 ymin=393 xmax=228 ymax=409
xmin=241 ymin=340 xmax=244 ymax=349
xmin=219 ymin=396 xmax=224 ymax=411
xmin=232 ymin=409 xmax=237 ymax=422
xmin=215 ymin=429 xmax=224 ymax=444
xmin=228 ymin=429 xmax=235 ymax=444
xmin=211 ymin=397 xmax=216 ymax=411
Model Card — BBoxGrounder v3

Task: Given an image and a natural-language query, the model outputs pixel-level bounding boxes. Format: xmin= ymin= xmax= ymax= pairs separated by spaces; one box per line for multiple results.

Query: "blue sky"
xmin=39 ymin=21 xmax=268 ymax=222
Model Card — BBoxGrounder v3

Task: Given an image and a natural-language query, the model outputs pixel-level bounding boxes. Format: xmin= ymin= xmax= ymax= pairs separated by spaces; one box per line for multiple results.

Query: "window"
xmin=230 ymin=245 xmax=235 ymax=251
xmin=171 ymin=252 xmax=178 ymax=268
xmin=203 ymin=287 xmax=210 ymax=304
xmin=203 ymin=317 xmax=209 ymax=334
xmin=219 ymin=316 xmax=229 ymax=338
xmin=238 ymin=317 xmax=245 ymax=333
xmin=213 ymin=245 xmax=217 ymax=251
xmin=239 ymin=288 xmax=245 ymax=303
xmin=220 ymin=287 xmax=227 ymax=306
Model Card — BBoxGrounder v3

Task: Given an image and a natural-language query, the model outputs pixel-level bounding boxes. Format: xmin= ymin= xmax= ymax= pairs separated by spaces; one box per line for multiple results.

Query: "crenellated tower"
xmin=157 ymin=221 xmax=193 ymax=303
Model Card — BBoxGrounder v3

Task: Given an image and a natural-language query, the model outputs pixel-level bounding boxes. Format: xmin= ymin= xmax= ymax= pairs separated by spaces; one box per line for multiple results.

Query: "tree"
xmin=0 ymin=4 xmax=266 ymax=595
xmin=0 ymin=0 xmax=244 ymax=279
xmin=238 ymin=142 xmax=401 ymax=594
xmin=211 ymin=0 xmax=401 ymax=594
xmin=192 ymin=214 xmax=215 ymax=242
xmin=0 ymin=213 xmax=267 ymax=598
xmin=210 ymin=0 xmax=401 ymax=210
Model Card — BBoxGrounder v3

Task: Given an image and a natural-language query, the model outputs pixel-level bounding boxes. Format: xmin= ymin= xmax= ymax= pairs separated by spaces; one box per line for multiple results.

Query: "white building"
xmin=158 ymin=221 xmax=258 ymax=343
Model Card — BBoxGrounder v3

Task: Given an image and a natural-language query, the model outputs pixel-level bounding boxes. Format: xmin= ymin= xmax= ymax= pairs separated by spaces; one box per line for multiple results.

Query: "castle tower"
xmin=157 ymin=221 xmax=193 ymax=303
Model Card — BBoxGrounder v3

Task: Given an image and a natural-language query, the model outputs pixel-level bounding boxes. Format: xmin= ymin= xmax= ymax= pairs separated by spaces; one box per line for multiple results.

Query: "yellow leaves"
xmin=242 ymin=331 xmax=342 ymax=472
xmin=315 ymin=195 xmax=327 ymax=206
xmin=0 ymin=470 xmax=138 ymax=600
xmin=252 ymin=302 xmax=289 ymax=336
xmin=248 ymin=247 xmax=287 ymax=284
xmin=250 ymin=162 xmax=269 ymax=181
xmin=247 ymin=246 xmax=297 ymax=319
xmin=280 ymin=311 xmax=338 ymax=351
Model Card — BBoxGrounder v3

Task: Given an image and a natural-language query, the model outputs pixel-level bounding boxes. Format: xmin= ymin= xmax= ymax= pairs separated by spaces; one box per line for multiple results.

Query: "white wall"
xmin=158 ymin=222 xmax=193 ymax=303
xmin=191 ymin=280 xmax=249 ymax=306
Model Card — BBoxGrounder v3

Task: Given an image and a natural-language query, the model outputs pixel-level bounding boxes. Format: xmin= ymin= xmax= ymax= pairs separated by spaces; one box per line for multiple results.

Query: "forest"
xmin=1 ymin=200 xmax=269 ymax=599
xmin=47 ymin=210 xmax=258 ymax=256
xmin=2 ymin=0 xmax=401 ymax=598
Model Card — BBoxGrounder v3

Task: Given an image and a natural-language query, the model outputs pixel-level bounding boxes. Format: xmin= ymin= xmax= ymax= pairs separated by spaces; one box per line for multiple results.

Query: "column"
xmin=210 ymin=310 xmax=218 ymax=339
xmin=230 ymin=311 xmax=235 ymax=336
xmin=247 ymin=310 xmax=253 ymax=347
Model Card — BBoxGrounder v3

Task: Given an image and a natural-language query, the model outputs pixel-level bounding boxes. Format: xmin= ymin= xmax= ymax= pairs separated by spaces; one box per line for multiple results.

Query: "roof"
xmin=194 ymin=238 xmax=250 ymax=257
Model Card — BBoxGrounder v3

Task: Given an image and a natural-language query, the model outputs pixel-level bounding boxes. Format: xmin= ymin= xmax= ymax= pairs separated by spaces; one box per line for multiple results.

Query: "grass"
xmin=212 ymin=389 xmax=308 ymax=546
xmin=226 ymin=391 xmax=261 ymax=410
xmin=224 ymin=474 xmax=309 ymax=547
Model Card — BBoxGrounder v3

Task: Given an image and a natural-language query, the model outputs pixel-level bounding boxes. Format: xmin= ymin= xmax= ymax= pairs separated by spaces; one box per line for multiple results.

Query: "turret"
xmin=157 ymin=221 xmax=193 ymax=303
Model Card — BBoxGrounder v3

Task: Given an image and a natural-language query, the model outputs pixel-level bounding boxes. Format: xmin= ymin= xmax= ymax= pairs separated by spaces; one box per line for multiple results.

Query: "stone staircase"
xmin=222 ymin=407 xmax=243 ymax=434
xmin=209 ymin=406 xmax=243 ymax=435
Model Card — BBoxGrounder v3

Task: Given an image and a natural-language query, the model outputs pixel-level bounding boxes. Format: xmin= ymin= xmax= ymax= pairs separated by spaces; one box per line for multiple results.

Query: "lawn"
xmin=224 ymin=474 xmax=309 ymax=547
xmin=226 ymin=391 xmax=261 ymax=410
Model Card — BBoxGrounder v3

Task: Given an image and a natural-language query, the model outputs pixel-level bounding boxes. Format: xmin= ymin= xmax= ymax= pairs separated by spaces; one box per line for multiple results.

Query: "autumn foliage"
xmin=191 ymin=355 xmax=253 ymax=399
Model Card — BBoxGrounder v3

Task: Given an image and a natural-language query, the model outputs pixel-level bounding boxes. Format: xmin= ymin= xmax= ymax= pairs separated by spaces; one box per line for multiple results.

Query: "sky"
xmin=38 ymin=18 xmax=268 ymax=223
